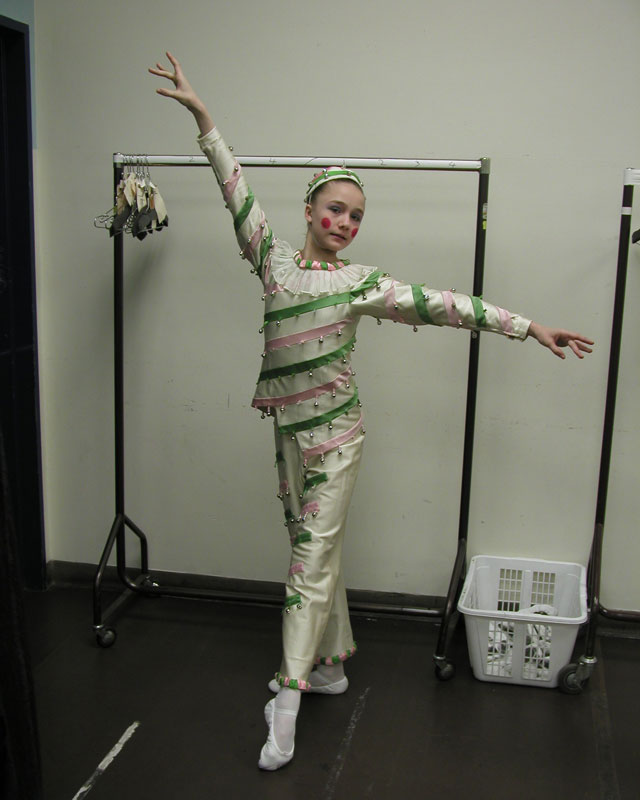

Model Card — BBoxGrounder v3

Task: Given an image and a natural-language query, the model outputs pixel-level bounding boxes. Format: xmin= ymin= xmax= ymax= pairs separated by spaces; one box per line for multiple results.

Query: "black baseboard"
xmin=43 ymin=560 xmax=640 ymax=639
xmin=45 ymin=560 xmax=446 ymax=620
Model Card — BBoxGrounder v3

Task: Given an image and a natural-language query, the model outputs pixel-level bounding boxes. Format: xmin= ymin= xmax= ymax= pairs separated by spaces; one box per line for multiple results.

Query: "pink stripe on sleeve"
xmin=242 ymin=212 xmax=266 ymax=260
xmin=497 ymin=306 xmax=513 ymax=335
xmin=384 ymin=282 xmax=405 ymax=323
xmin=441 ymin=291 xmax=461 ymax=327
xmin=222 ymin=166 xmax=242 ymax=203
xmin=264 ymin=280 xmax=285 ymax=296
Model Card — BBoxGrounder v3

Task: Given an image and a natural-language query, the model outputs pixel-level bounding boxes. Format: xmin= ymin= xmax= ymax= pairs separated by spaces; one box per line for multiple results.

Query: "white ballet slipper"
xmin=258 ymin=699 xmax=296 ymax=771
xmin=268 ymin=674 xmax=349 ymax=695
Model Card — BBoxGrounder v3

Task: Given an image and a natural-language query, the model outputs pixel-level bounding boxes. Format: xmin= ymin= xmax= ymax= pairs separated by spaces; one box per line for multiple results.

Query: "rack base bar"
xmin=93 ymin=565 xmax=447 ymax=649
xmin=597 ymin=606 xmax=640 ymax=624
xmin=104 ymin=580 xmax=447 ymax=617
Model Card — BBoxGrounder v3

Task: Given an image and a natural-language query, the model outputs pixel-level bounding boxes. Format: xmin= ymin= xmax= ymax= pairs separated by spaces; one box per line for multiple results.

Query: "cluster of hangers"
xmin=94 ymin=156 xmax=168 ymax=240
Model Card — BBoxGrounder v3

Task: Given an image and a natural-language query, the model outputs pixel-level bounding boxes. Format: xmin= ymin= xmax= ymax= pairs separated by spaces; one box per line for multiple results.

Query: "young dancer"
xmin=149 ymin=52 xmax=594 ymax=771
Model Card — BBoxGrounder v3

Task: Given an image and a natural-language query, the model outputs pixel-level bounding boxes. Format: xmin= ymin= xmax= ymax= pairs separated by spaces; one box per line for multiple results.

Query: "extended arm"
xmin=526 ymin=321 xmax=593 ymax=359
xmin=350 ymin=275 xmax=593 ymax=359
xmin=350 ymin=275 xmax=532 ymax=339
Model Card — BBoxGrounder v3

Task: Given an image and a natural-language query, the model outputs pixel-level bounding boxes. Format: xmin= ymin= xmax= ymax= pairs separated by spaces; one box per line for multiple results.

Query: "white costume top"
xmin=198 ymin=128 xmax=531 ymax=462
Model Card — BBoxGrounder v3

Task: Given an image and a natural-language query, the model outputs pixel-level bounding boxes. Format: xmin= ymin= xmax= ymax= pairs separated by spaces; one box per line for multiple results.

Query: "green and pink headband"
xmin=304 ymin=167 xmax=365 ymax=204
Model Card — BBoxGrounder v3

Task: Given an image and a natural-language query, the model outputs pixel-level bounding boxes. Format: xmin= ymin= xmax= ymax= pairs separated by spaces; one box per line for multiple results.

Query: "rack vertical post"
xmin=558 ymin=169 xmax=640 ymax=694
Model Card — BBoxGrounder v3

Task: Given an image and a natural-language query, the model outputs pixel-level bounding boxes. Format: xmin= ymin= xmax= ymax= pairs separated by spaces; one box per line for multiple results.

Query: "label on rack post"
xmin=624 ymin=168 xmax=640 ymax=185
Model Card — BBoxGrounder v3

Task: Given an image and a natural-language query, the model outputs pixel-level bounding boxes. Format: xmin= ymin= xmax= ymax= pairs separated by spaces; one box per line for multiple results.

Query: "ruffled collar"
xmin=267 ymin=240 xmax=376 ymax=297
xmin=293 ymin=250 xmax=351 ymax=271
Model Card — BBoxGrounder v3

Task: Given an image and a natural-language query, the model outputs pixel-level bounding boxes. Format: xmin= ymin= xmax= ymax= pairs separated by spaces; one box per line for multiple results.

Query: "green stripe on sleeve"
xmin=412 ymin=284 xmax=433 ymax=325
xmin=470 ymin=295 xmax=487 ymax=328
xmin=259 ymin=229 xmax=273 ymax=268
xmin=233 ymin=188 xmax=255 ymax=232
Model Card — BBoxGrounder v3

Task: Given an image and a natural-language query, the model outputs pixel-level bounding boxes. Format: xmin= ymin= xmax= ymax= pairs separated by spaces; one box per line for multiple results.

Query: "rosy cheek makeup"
xmin=321 ymin=217 xmax=331 ymax=229
xmin=351 ymin=228 xmax=359 ymax=238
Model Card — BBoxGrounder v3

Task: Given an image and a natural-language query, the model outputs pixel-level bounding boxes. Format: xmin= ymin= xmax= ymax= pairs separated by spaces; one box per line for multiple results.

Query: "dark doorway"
xmin=0 ymin=15 xmax=45 ymax=591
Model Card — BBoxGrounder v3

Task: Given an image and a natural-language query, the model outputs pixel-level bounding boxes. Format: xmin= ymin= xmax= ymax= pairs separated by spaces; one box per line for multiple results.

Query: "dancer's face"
xmin=305 ymin=181 xmax=365 ymax=254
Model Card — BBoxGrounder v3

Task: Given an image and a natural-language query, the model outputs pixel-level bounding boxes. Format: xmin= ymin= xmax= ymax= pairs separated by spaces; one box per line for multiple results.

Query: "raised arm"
xmin=149 ymin=52 xmax=274 ymax=281
xmin=149 ymin=52 xmax=214 ymax=135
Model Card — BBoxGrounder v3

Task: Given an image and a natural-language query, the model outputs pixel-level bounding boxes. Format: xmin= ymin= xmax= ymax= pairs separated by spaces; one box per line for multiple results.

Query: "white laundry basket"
xmin=458 ymin=555 xmax=588 ymax=688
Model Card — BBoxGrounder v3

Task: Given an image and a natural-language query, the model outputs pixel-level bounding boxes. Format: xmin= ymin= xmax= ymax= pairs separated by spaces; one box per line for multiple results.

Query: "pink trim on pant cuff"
xmin=274 ymin=672 xmax=310 ymax=692
xmin=314 ymin=642 xmax=358 ymax=666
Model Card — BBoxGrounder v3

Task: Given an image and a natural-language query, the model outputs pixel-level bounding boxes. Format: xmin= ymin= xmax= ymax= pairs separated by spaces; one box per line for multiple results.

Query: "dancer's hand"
xmin=527 ymin=322 xmax=594 ymax=359
xmin=149 ymin=51 xmax=214 ymax=135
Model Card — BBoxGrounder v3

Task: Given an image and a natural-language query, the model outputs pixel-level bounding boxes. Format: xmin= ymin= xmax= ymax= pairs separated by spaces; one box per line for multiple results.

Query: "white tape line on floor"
xmin=71 ymin=721 xmax=140 ymax=800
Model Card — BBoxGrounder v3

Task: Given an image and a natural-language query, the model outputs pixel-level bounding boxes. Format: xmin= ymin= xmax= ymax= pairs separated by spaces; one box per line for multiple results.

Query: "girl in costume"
xmin=149 ymin=52 xmax=593 ymax=771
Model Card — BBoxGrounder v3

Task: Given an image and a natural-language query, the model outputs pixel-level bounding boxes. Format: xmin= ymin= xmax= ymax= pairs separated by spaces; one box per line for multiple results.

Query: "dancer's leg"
xmin=258 ymin=687 xmax=300 ymax=770
xmin=277 ymin=432 xmax=363 ymax=687
xmin=260 ymin=430 xmax=363 ymax=769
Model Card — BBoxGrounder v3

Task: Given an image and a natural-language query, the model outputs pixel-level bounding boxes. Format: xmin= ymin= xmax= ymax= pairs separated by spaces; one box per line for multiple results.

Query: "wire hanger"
xmin=94 ymin=155 xmax=169 ymax=240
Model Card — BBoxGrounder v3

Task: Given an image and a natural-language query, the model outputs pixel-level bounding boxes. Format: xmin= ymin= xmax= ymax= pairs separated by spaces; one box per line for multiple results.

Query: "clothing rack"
xmin=93 ymin=150 xmax=491 ymax=681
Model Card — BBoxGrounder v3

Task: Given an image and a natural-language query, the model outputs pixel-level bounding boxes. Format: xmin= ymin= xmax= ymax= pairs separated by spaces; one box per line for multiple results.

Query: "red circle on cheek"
xmin=351 ymin=228 xmax=359 ymax=238
xmin=321 ymin=217 xmax=331 ymax=229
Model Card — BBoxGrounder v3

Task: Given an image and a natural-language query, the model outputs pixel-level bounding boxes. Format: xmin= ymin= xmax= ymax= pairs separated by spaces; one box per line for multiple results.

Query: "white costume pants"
xmin=273 ymin=425 xmax=364 ymax=690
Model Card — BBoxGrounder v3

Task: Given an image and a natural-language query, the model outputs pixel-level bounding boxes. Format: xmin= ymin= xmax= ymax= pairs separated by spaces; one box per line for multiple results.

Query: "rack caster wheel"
xmin=96 ymin=627 xmax=117 ymax=648
xmin=557 ymin=663 xmax=584 ymax=695
xmin=434 ymin=661 xmax=456 ymax=681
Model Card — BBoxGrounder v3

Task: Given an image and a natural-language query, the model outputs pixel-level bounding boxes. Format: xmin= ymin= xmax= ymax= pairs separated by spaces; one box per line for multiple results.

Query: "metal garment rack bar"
xmin=113 ymin=153 xmax=483 ymax=171
xmin=94 ymin=152 xmax=491 ymax=680
xmin=559 ymin=168 xmax=640 ymax=693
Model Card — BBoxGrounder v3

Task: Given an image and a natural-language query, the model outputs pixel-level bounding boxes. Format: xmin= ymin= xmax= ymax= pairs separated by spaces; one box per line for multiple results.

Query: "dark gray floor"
xmin=25 ymin=585 xmax=639 ymax=800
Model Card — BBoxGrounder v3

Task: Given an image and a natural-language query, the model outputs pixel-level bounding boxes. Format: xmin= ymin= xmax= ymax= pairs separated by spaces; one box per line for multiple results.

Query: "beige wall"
xmin=34 ymin=0 xmax=640 ymax=608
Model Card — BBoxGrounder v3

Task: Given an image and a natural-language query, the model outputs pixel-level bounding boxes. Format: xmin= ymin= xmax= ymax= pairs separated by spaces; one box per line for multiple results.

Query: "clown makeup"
xmin=303 ymin=180 xmax=365 ymax=261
